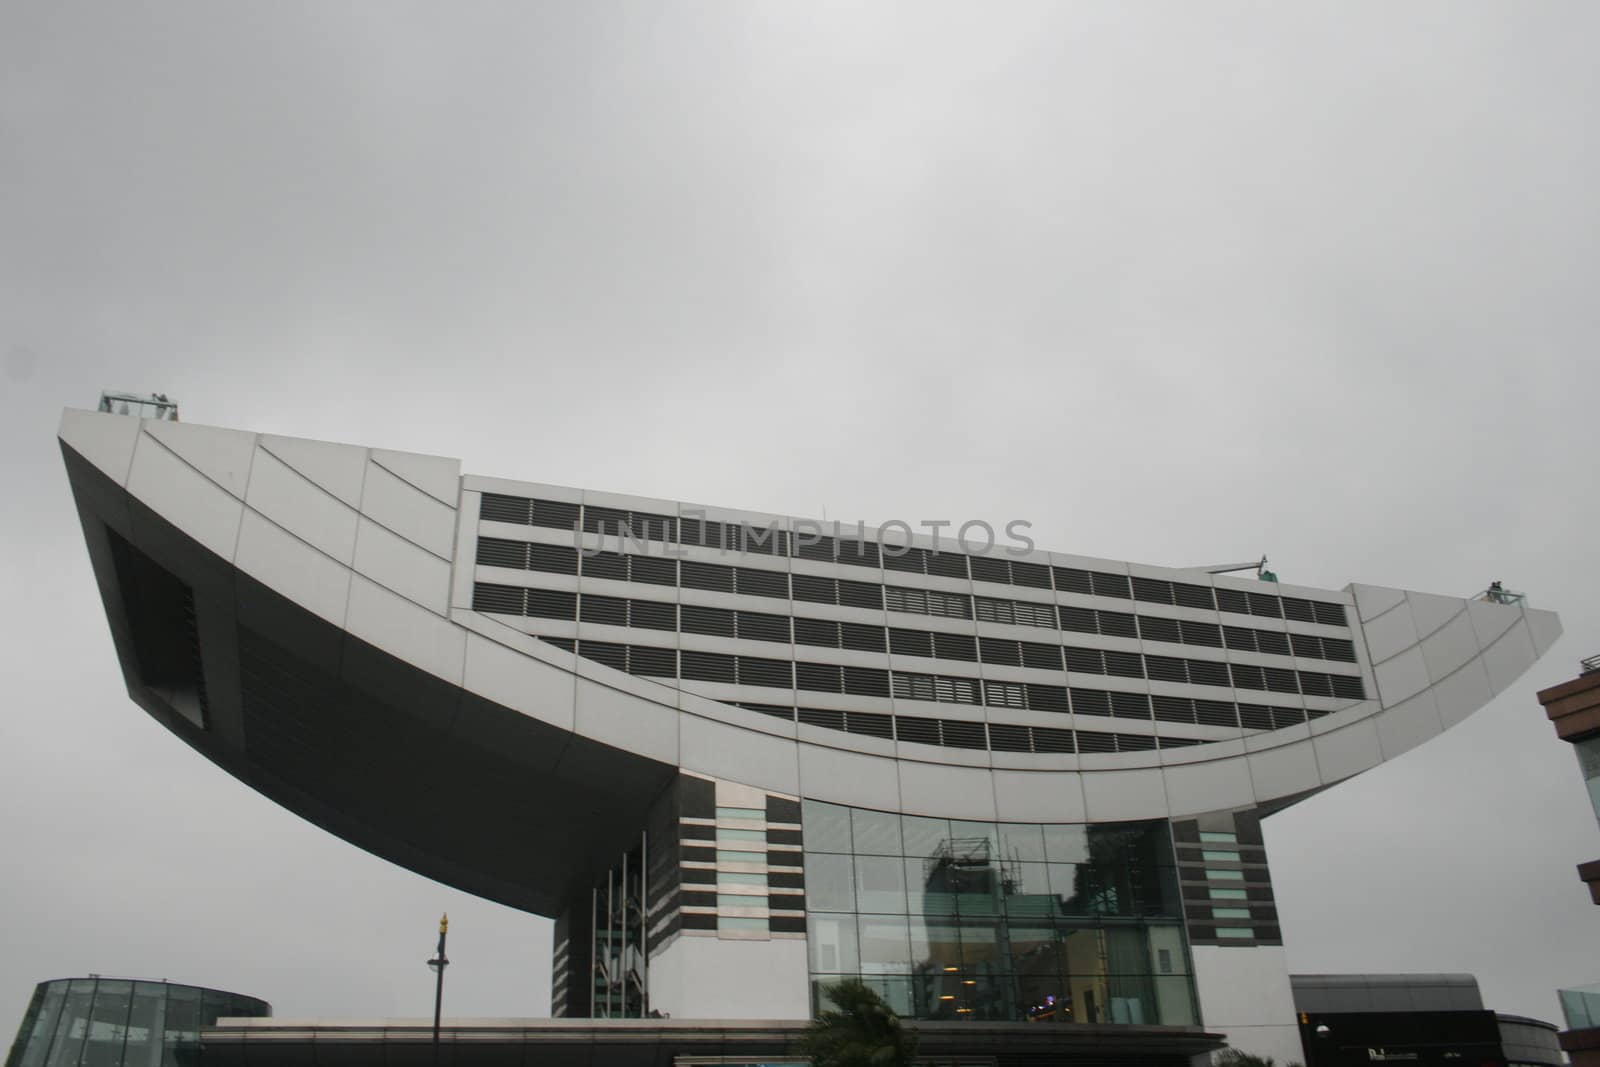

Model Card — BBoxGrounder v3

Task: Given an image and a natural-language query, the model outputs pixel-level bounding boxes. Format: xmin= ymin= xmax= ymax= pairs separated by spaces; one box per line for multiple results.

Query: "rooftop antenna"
xmin=1196 ymin=555 xmax=1277 ymax=582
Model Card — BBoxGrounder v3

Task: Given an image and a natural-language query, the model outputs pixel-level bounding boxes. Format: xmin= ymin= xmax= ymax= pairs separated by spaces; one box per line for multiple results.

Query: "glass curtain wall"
xmin=5 ymin=978 xmax=268 ymax=1067
xmin=803 ymin=801 xmax=1196 ymax=1026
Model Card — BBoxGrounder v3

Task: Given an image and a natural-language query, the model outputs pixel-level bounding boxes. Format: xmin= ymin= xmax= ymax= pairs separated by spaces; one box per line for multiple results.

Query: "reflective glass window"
xmin=851 ymin=808 xmax=903 ymax=856
xmin=858 ymin=915 xmax=913 ymax=971
xmin=853 ymin=855 xmax=908 ymax=914
xmin=998 ymin=823 xmax=1046 ymax=862
xmin=81 ymin=979 xmax=133 ymax=1067
xmin=17 ymin=982 xmax=67 ymax=1067
xmin=805 ymin=852 xmax=855 ymax=912
xmin=802 ymin=800 xmax=853 ymax=853
xmin=808 ymin=914 xmax=860 ymax=972
xmin=901 ymin=814 xmax=952 ymax=859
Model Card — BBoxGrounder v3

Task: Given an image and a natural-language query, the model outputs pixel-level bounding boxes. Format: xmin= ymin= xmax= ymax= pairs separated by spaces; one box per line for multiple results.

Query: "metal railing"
xmin=98 ymin=390 xmax=179 ymax=421
xmin=1582 ymin=654 xmax=1600 ymax=676
xmin=1473 ymin=584 xmax=1526 ymax=607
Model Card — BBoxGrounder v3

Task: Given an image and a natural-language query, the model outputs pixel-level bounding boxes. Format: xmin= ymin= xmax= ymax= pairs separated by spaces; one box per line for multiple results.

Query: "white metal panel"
xmin=574 ymin=675 xmax=679 ymax=766
xmin=1373 ymin=646 xmax=1431 ymax=707
xmin=898 ymin=760 xmax=997 ymax=820
xmin=1190 ymin=944 xmax=1303 ymax=1067
xmin=234 ymin=510 xmax=352 ymax=628
xmin=353 ymin=517 xmax=452 ymax=614
xmin=1081 ymin=767 xmax=1169 ymax=821
xmin=1311 ymin=719 xmax=1384 ymax=785
xmin=58 ymin=409 xmax=142 ymax=486
xmin=1481 ymin=619 xmax=1538 ymax=695
xmin=244 ymin=448 xmax=360 ymax=564
xmin=259 ymin=433 xmax=369 ymax=509
xmin=797 ymin=743 xmax=901 ymax=811
xmin=369 ymin=448 xmax=460 ymax=506
xmin=360 ymin=462 xmax=457 ymax=559
xmin=1351 ymin=583 xmax=1407 ymax=623
xmin=679 ymin=715 xmax=800 ymax=796
xmin=1375 ymin=688 xmax=1444 ymax=761
xmin=344 ymin=576 xmax=467 ymax=686
xmin=991 ymin=768 xmax=1087 ymax=823
xmin=126 ymin=431 xmax=246 ymax=561
xmin=1419 ymin=610 xmax=1482 ymax=684
xmin=143 ymin=419 xmax=258 ymax=499
xmin=461 ymin=632 xmax=577 ymax=732
xmin=1162 ymin=757 xmax=1256 ymax=815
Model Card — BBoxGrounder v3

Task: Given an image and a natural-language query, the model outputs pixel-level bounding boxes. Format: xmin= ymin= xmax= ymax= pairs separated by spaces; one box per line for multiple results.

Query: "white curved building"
xmin=58 ymin=407 xmax=1562 ymax=1065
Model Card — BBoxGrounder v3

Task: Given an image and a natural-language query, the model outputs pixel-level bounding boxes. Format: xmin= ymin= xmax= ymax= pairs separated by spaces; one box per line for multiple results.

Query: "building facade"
xmin=1535 ymin=659 xmax=1600 ymax=1066
xmin=4 ymin=977 xmax=268 ymax=1067
xmin=58 ymin=408 xmax=1563 ymax=1064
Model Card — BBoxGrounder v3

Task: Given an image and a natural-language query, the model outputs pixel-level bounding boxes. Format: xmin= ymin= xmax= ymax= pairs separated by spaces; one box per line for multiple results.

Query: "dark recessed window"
xmin=681 ymin=605 xmax=736 ymax=637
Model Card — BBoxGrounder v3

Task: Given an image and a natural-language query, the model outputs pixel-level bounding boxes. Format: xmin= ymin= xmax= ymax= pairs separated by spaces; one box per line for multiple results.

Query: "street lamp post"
xmin=427 ymin=914 xmax=449 ymax=1066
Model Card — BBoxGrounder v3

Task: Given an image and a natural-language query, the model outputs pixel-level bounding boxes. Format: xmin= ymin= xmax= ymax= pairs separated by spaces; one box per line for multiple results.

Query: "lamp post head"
xmin=439 ymin=913 xmax=449 ymax=935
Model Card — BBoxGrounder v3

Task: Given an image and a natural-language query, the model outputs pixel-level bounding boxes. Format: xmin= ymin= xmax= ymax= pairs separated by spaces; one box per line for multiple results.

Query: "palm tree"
xmin=1215 ymin=1050 xmax=1302 ymax=1067
xmin=798 ymin=980 xmax=919 ymax=1067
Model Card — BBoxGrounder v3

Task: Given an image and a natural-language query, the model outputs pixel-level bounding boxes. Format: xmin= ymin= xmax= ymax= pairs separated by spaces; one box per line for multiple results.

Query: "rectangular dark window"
xmin=1053 ymin=567 xmax=1094 ymax=595
xmin=791 ymin=574 xmax=837 ymax=605
xmin=1289 ymin=633 xmax=1323 ymax=659
xmin=882 ymin=547 xmax=924 ymax=574
xmin=925 ymin=551 xmax=969 ymax=579
xmin=527 ymin=588 xmax=577 ymax=620
xmin=1313 ymin=602 xmax=1349 ymax=627
xmin=1223 ymin=626 xmax=1257 ymax=652
xmin=1255 ymin=631 xmax=1291 ymax=657
xmin=890 ymin=628 xmax=932 ymax=657
xmin=988 ymin=723 xmax=1032 ymax=752
xmin=1011 ymin=561 xmax=1052 ymax=590
xmin=941 ymin=720 xmax=986 ymax=749
xmin=1330 ymin=674 xmax=1366 ymax=700
xmin=1172 ymin=583 xmax=1216 ymax=610
xmin=630 ymin=646 xmax=677 ymax=678
xmin=681 ymin=604 xmax=736 ymax=637
xmin=1091 ymin=572 xmax=1133 ymax=599
xmin=1270 ymin=706 xmax=1306 ymax=728
xmin=480 ymin=493 xmax=532 ymax=525
xmin=1026 ymin=683 xmax=1069 ymax=712
xmin=837 ymin=579 xmax=883 ymax=610
xmin=796 ymin=662 xmax=844 ymax=693
xmin=629 ymin=555 xmax=677 ymax=587
xmin=1281 ymin=598 xmax=1316 ymax=624
xmin=1264 ymin=668 xmax=1300 ymax=694
xmin=1116 ymin=733 xmax=1156 ymax=752
xmin=1144 ymin=655 xmax=1188 ymax=684
xmin=629 ymin=599 xmax=676 ymax=631
xmin=738 ymin=611 xmax=791 ymax=643
xmin=736 ymin=567 xmax=789 ymax=600
xmin=1020 ymin=641 xmax=1062 ymax=671
xmin=1097 ymin=610 xmax=1138 ymax=638
xmin=1323 ymin=638 xmax=1357 ymax=663
xmin=472 ymin=582 xmax=525 ymax=614
xmin=738 ymin=656 xmax=793 ymax=689
xmin=1059 ymin=605 xmax=1097 ymax=634
xmin=529 ymin=543 xmax=578 ymax=575
xmin=979 ymin=637 xmax=1021 ymax=667
xmin=578 ymin=641 xmax=628 ymax=672
xmin=799 ymin=707 xmax=845 ymax=730
xmin=794 ymin=535 xmax=834 ymax=562
xmin=895 ymin=717 xmax=940 ymax=746
xmin=1153 ymin=695 xmax=1196 ymax=724
xmin=1138 ymin=616 xmax=1181 ymax=645
xmin=1064 ymin=646 xmax=1105 ymax=674
xmin=835 ymin=540 xmax=879 ymax=568
xmin=1180 ymin=620 xmax=1224 ymax=647
xmin=681 ymin=560 xmax=735 ymax=593
xmin=1248 ymin=592 xmax=1282 ymax=618
xmin=1132 ymin=577 xmax=1174 ymax=604
xmin=476 ymin=537 xmax=529 ymax=569
xmin=681 ymin=650 xmax=737 ymax=683
xmin=843 ymin=667 xmax=890 ymax=698
xmin=1214 ymin=588 xmax=1249 ymax=616
xmin=1076 ymin=730 xmax=1116 ymax=753
xmin=1186 ymin=659 xmax=1231 ymax=689
xmin=1032 ymin=725 xmax=1076 ymax=752
xmin=530 ymin=499 xmax=580 ymax=530
xmin=1238 ymin=704 xmax=1274 ymax=730
xmin=1296 ymin=672 xmax=1333 ymax=698
xmin=1110 ymin=691 xmax=1150 ymax=719
xmin=934 ymin=632 xmax=979 ymax=662
xmin=846 ymin=710 xmax=894 ymax=737
xmin=1103 ymin=650 xmax=1144 ymax=678
xmin=840 ymin=622 xmax=885 ymax=653
xmin=1194 ymin=699 xmax=1238 ymax=728
xmin=1231 ymin=664 xmax=1266 ymax=691
xmin=580 ymin=594 xmax=628 ymax=627
xmin=969 ymin=557 xmax=1010 ymax=584
xmin=582 ymin=551 xmax=628 ymax=581
xmin=795 ymin=617 xmax=840 ymax=648
xmin=1070 ymin=688 xmax=1112 ymax=717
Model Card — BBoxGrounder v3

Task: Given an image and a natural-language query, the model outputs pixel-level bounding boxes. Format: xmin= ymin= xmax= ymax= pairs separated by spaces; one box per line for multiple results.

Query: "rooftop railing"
xmin=1474 ymin=585 xmax=1526 ymax=607
xmin=1582 ymin=654 xmax=1600 ymax=676
xmin=98 ymin=391 xmax=179 ymax=421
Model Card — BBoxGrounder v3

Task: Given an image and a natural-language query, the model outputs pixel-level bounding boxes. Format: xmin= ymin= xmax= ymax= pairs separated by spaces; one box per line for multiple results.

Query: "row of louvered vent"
xmin=527 ymin=634 xmax=1343 ymax=727
xmin=723 ymin=700 xmax=1323 ymax=753
xmin=480 ymin=494 xmax=1349 ymax=625
xmin=475 ymin=539 xmax=1357 ymax=666
xmin=474 ymin=583 xmax=1364 ymax=700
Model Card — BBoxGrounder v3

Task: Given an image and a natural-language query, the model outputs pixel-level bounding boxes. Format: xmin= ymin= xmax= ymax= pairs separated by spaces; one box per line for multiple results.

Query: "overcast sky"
xmin=3 ymin=0 xmax=1599 ymax=1037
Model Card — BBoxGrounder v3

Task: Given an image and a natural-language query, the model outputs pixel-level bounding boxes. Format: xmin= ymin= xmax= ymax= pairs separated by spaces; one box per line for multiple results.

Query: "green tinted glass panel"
xmin=717 ymin=806 xmax=766 ymax=821
xmin=1198 ymin=830 xmax=1238 ymax=843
